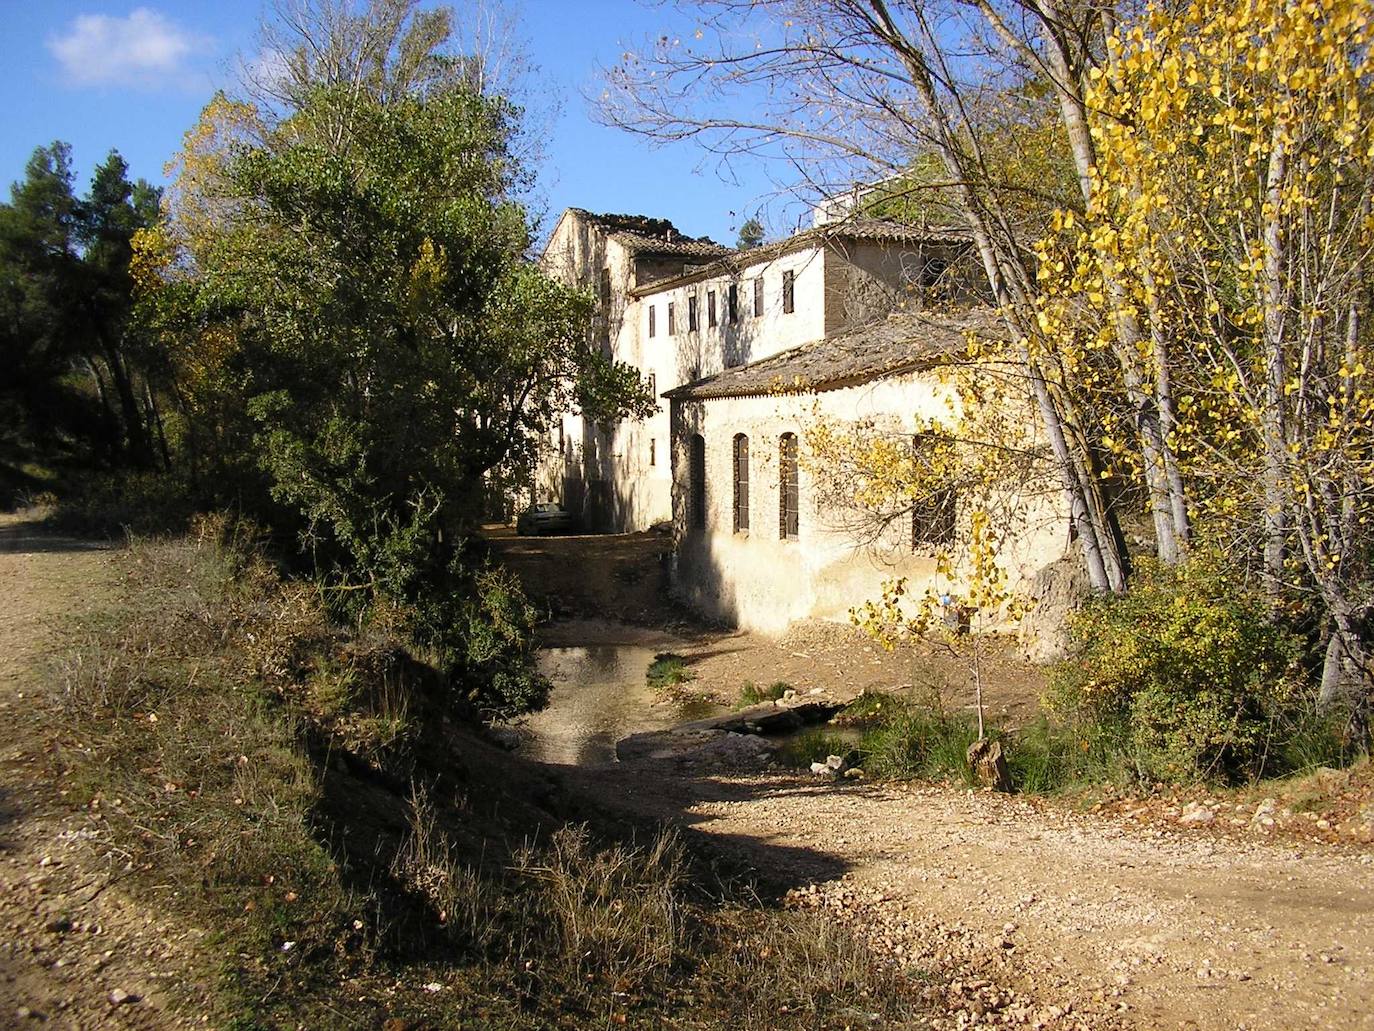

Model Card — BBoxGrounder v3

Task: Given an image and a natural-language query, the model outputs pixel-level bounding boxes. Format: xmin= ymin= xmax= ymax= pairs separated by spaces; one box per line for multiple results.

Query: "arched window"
xmin=911 ymin=432 xmax=957 ymax=547
xmin=732 ymin=434 xmax=750 ymax=533
xmin=779 ymin=433 xmax=799 ymax=540
xmin=689 ymin=434 xmax=707 ymax=530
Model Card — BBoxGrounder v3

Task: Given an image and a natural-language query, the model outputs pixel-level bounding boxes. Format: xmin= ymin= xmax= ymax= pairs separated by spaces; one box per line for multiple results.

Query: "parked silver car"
xmin=515 ymin=502 xmax=574 ymax=536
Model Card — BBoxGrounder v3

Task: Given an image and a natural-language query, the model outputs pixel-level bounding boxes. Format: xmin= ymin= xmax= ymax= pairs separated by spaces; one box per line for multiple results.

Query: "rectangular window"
xmin=689 ymin=434 xmax=706 ymax=530
xmin=752 ymin=276 xmax=764 ymax=317
xmin=667 ymin=301 xmax=676 ymax=335
xmin=648 ymin=372 xmax=656 ymax=395
xmin=782 ymin=269 xmax=795 ymax=314
xmin=650 ymin=438 xmax=657 ymax=467
xmin=599 ymin=267 xmax=612 ymax=307
xmin=779 ymin=433 xmax=799 ymax=540
xmin=708 ymin=289 xmax=718 ymax=328
xmin=688 ymin=294 xmax=699 ymax=331
xmin=728 ymin=283 xmax=738 ymax=323
xmin=558 ymin=423 xmax=564 ymax=452
xmin=911 ymin=433 xmax=957 ymax=547
xmin=732 ymin=434 xmax=750 ymax=533
xmin=648 ymin=304 xmax=656 ymax=338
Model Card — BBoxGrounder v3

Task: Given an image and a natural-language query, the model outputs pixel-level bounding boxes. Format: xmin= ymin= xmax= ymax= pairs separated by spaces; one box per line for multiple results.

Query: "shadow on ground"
xmin=0 ymin=517 xmax=114 ymax=555
xmin=553 ymin=760 xmax=855 ymax=892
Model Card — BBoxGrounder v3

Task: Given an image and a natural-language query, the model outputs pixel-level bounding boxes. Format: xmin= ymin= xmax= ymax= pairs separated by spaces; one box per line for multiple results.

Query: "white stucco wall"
xmin=535 ymin=209 xmax=978 ymax=536
xmin=537 ymin=211 xmax=673 ymax=530
xmin=633 ymin=247 xmax=830 ymax=384
xmin=669 ymin=373 xmax=1071 ymax=636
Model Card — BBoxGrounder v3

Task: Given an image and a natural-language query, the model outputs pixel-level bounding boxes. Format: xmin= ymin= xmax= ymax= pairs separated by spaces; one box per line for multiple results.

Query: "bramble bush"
xmin=1048 ymin=557 xmax=1304 ymax=783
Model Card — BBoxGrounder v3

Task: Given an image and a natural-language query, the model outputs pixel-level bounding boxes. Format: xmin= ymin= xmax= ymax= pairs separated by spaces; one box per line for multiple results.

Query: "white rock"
xmin=1179 ymin=804 xmax=1215 ymax=827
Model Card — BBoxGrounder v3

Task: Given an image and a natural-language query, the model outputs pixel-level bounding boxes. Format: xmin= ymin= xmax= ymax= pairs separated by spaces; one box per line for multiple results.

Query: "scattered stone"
xmin=843 ymin=767 xmax=865 ymax=780
xmin=825 ymin=754 xmax=846 ymax=771
xmin=810 ymin=761 xmax=832 ymax=776
xmin=1250 ymin=798 xmax=1279 ymax=833
xmin=108 ymin=989 xmax=139 ymax=1006
xmin=487 ymin=725 xmax=522 ymax=751
xmin=44 ymin=916 xmax=72 ymax=934
xmin=1178 ymin=803 xmax=1215 ymax=827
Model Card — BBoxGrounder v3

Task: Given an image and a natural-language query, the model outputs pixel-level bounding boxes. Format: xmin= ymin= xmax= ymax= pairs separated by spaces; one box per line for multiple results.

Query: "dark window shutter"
xmin=733 ymin=434 xmax=750 ymax=533
xmin=779 ymin=433 xmax=799 ymax=539
xmin=690 ymin=434 xmax=707 ymax=530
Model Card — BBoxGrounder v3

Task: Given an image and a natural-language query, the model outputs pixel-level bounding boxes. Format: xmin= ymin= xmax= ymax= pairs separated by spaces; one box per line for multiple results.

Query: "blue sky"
xmin=0 ymin=1 xmax=793 ymax=245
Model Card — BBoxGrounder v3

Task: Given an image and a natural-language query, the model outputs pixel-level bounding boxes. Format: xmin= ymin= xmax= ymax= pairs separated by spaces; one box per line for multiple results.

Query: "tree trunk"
xmin=1259 ymin=129 xmax=1290 ymax=589
xmin=144 ymin=380 xmax=172 ymax=471
xmin=102 ymin=338 xmax=153 ymax=468
xmin=873 ymin=2 xmax=1124 ymax=591
xmin=84 ymin=357 xmax=120 ymax=466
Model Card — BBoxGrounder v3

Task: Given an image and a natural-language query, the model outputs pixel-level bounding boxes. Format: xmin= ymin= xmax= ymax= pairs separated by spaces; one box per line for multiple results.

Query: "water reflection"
xmin=519 ymin=644 xmax=723 ymax=766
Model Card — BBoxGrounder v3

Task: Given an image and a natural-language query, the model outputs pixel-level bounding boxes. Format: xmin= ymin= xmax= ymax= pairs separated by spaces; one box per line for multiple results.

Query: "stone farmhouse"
xmin=537 ymin=205 xmax=1072 ymax=636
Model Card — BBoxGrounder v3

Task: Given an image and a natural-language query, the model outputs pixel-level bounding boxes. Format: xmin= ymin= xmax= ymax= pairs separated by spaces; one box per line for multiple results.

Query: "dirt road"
xmin=0 ymin=513 xmax=199 ymax=1029
xmin=569 ymin=759 xmax=1374 ymax=1030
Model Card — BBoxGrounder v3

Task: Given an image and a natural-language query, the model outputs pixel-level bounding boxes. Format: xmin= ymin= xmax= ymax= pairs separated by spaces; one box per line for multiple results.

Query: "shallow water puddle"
xmin=519 ymin=643 xmax=723 ymax=765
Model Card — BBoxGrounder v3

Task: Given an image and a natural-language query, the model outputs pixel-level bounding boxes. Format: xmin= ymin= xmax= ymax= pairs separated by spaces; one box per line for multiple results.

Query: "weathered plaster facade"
xmin=536 ymin=207 xmax=971 ymax=534
xmin=536 ymin=209 xmax=731 ymax=531
xmin=665 ymin=325 xmax=1071 ymax=636
xmin=533 ymin=204 xmax=1071 ymax=642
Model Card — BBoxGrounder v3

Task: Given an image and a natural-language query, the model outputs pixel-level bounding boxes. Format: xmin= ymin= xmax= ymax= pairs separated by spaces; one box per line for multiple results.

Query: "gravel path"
xmin=566 ymin=761 xmax=1374 ymax=1030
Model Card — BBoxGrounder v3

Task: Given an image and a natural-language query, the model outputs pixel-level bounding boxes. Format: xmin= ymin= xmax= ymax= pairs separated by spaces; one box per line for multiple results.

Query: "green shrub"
xmin=647 ymin=653 xmax=693 ymax=690
xmin=860 ymin=706 xmax=982 ymax=782
xmin=737 ymin=680 xmax=790 ymax=707
xmin=1001 ymin=716 xmax=1136 ymax=794
xmin=772 ymin=728 xmax=858 ymax=769
xmin=1048 ymin=556 xmax=1303 ymax=784
xmin=47 ymin=469 xmax=203 ymax=537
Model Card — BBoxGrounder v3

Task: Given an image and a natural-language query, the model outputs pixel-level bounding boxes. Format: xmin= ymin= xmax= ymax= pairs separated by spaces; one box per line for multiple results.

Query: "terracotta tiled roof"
xmin=614 ymin=231 xmax=735 ymax=259
xmin=631 ymin=218 xmax=971 ymax=295
xmin=825 ymin=218 xmax=970 ymax=244
xmin=663 ymin=308 xmax=1002 ymax=401
xmin=569 ymin=209 xmax=733 ymax=259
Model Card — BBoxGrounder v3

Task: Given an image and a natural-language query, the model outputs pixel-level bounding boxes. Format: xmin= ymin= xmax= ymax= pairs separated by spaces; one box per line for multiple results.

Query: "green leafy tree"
xmin=0 ymin=144 xmax=86 ymax=468
xmin=0 ymin=144 xmax=161 ymax=478
xmin=144 ymin=76 xmax=650 ymax=717
xmin=735 ymin=217 xmax=764 ymax=250
xmin=76 ymin=151 xmax=164 ymax=467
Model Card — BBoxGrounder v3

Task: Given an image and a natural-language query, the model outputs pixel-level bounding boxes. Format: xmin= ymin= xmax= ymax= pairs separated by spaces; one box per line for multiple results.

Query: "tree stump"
xmin=966 ymin=737 xmax=1012 ymax=792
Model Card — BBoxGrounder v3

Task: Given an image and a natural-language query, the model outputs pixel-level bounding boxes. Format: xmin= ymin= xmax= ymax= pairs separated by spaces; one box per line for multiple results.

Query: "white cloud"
xmin=239 ymin=47 xmax=292 ymax=94
xmin=48 ymin=8 xmax=208 ymax=89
